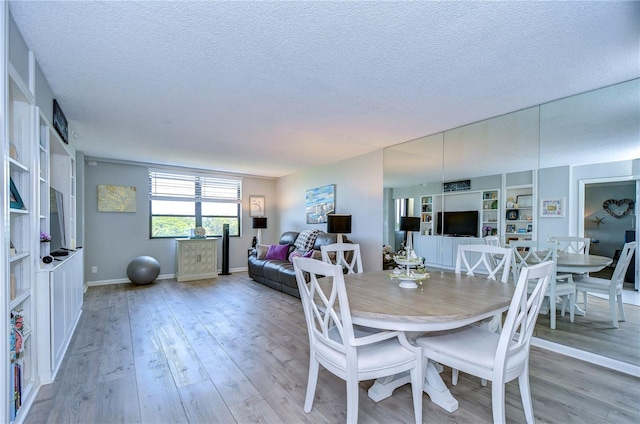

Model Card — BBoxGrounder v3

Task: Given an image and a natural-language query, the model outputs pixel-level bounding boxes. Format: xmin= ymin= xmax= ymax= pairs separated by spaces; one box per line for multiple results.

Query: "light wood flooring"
xmin=26 ymin=272 xmax=640 ymax=423
xmin=533 ymin=292 xmax=640 ymax=366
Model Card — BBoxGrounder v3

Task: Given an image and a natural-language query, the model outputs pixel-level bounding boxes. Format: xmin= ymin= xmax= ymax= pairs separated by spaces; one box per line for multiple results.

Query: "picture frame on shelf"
xmin=506 ymin=209 xmax=519 ymax=220
xmin=249 ymin=195 xmax=265 ymax=217
xmin=9 ymin=178 xmax=25 ymax=210
xmin=527 ymin=223 xmax=533 ymax=233
xmin=540 ymin=198 xmax=565 ymax=218
xmin=516 ymin=194 xmax=533 ymax=207
xmin=506 ymin=224 xmax=516 ymax=233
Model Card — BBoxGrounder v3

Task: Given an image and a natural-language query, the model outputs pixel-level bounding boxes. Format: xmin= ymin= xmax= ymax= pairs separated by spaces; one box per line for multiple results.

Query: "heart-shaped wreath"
xmin=602 ymin=198 xmax=634 ymax=218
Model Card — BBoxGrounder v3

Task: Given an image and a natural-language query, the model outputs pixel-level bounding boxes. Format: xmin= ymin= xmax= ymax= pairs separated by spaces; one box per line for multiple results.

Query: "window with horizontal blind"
xmin=149 ymin=169 xmax=241 ymax=238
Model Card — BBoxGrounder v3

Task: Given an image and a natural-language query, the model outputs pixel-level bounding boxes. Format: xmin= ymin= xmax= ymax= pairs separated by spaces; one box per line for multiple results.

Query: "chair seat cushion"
xmin=416 ymin=326 xmax=526 ymax=373
xmin=313 ymin=327 xmax=416 ymax=374
xmin=574 ymin=276 xmax=621 ymax=291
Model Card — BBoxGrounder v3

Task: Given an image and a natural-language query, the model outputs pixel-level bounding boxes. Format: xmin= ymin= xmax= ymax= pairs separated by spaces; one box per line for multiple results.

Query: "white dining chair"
xmin=416 ymin=260 xmax=554 ymax=424
xmin=510 ymin=241 xmax=575 ymax=330
xmin=292 ymin=257 xmax=423 ymax=424
xmin=484 ymin=235 xmax=501 ymax=247
xmin=574 ymin=241 xmax=636 ymax=328
xmin=321 ymin=242 xmax=363 ymax=274
xmin=456 ymin=244 xmax=512 ymax=283
xmin=454 ymin=244 xmax=513 ymax=386
xmin=549 ymin=236 xmax=591 ymax=255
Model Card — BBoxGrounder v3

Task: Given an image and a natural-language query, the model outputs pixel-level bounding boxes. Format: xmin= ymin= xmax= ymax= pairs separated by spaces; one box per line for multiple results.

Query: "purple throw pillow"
xmin=303 ymin=249 xmax=314 ymax=258
xmin=265 ymin=244 xmax=289 ymax=261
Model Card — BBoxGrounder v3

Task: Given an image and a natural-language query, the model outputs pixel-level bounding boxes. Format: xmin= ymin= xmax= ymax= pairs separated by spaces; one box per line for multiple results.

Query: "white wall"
xmin=277 ymin=150 xmax=384 ymax=271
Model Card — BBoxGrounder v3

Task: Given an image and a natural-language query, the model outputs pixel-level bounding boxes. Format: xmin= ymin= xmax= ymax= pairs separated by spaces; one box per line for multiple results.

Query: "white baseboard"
xmin=86 ymin=267 xmax=249 ymax=286
xmin=532 ymin=337 xmax=640 ymax=377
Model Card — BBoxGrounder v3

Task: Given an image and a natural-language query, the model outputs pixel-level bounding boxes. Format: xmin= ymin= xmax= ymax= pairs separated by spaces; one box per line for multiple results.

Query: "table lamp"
xmin=327 ymin=214 xmax=352 ymax=243
xmin=400 ymin=216 xmax=421 ymax=257
xmin=252 ymin=217 xmax=267 ymax=246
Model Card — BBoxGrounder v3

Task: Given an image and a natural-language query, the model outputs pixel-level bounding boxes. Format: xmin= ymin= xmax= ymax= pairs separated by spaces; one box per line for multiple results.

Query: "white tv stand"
xmin=35 ymin=249 xmax=84 ymax=383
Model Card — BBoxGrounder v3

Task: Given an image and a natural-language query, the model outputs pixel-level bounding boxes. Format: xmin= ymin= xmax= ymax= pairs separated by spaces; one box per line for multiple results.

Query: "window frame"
xmin=148 ymin=169 xmax=242 ymax=239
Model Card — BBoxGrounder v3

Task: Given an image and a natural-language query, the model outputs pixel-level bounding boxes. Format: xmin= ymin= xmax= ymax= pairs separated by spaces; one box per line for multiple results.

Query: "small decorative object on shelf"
xmin=40 ymin=231 xmax=51 ymax=242
xmin=506 ymin=209 xmax=519 ymax=220
xmin=482 ymin=226 xmax=493 ymax=237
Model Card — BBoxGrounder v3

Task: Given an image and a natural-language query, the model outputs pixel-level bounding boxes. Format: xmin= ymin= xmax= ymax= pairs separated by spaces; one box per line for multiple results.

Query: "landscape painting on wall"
xmin=305 ymin=184 xmax=335 ymax=224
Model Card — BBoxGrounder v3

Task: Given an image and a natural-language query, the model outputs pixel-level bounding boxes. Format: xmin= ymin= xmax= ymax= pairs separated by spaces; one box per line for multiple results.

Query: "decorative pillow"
xmin=295 ymin=229 xmax=321 ymax=251
xmin=265 ymin=244 xmax=289 ymax=261
xmin=288 ymin=249 xmax=315 ymax=263
xmin=256 ymin=244 xmax=269 ymax=259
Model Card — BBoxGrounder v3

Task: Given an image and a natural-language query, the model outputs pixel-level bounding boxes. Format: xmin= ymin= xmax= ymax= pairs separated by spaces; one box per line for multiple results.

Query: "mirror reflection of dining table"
xmin=554 ymin=252 xmax=612 ymax=274
xmin=318 ymin=270 xmax=515 ymax=413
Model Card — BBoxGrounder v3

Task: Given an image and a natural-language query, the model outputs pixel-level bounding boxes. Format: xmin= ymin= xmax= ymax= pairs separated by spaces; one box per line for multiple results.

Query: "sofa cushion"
xmin=295 ymin=229 xmax=320 ymax=251
xmin=256 ymin=244 xmax=269 ymax=259
xmin=265 ymin=244 xmax=289 ymax=261
xmin=288 ymin=249 xmax=314 ymax=263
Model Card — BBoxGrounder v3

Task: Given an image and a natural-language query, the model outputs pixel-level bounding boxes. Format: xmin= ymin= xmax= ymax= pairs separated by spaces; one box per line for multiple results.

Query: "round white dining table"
xmin=320 ymin=270 xmax=515 ymax=413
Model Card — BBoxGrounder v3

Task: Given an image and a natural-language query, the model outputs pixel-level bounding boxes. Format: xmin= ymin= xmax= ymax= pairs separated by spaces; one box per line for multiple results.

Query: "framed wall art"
xmin=249 ymin=195 xmax=265 ymax=217
xmin=540 ymin=198 xmax=565 ymax=218
xmin=305 ymin=184 xmax=335 ymax=224
xmin=97 ymin=185 xmax=137 ymax=212
xmin=53 ymin=99 xmax=69 ymax=144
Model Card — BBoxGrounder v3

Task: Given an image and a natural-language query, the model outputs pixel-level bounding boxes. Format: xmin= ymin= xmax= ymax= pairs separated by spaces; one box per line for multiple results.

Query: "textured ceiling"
xmin=9 ymin=1 xmax=640 ymax=178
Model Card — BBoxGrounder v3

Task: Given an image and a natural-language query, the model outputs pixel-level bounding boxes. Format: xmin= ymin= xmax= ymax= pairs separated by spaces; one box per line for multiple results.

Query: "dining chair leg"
xmin=610 ymin=296 xmax=620 ymax=328
xmin=346 ymin=372 xmax=359 ymax=424
xmin=518 ymin=365 xmax=535 ymax=424
xmin=569 ymin=292 xmax=575 ymax=323
xmin=491 ymin=379 xmax=506 ymax=424
xmin=304 ymin=358 xmax=319 ymax=412
xmin=581 ymin=291 xmax=589 ymax=312
xmin=410 ymin=356 xmax=423 ymax=424
xmin=550 ymin=297 xmax=557 ymax=330
xmin=617 ymin=293 xmax=627 ymax=322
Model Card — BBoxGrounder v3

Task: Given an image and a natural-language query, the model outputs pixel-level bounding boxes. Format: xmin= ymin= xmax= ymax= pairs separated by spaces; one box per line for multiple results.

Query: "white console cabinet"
xmin=175 ymin=238 xmax=219 ymax=282
xmin=35 ymin=250 xmax=84 ymax=383
xmin=420 ymin=236 xmax=485 ymax=269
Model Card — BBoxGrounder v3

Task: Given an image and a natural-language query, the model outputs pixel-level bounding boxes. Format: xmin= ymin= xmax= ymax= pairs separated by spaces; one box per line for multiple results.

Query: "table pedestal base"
xmin=367 ymin=360 xmax=459 ymax=413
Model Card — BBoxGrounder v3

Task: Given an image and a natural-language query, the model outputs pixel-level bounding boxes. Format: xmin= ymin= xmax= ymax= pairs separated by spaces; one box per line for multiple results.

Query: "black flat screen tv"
xmin=436 ymin=210 xmax=479 ymax=237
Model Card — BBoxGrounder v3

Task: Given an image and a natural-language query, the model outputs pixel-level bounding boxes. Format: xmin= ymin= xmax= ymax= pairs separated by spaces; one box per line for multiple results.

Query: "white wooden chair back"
xmin=550 ymin=236 xmax=590 ymax=255
xmin=612 ymin=242 xmax=636 ymax=287
xmin=484 ymin=235 xmax=501 ymax=247
xmin=456 ymin=244 xmax=513 ymax=283
xmin=510 ymin=240 xmax=558 ymax=284
xmin=293 ymin=258 xmax=354 ymax=357
xmin=496 ymin=261 xmax=554 ymax=379
xmin=321 ymin=242 xmax=363 ymax=274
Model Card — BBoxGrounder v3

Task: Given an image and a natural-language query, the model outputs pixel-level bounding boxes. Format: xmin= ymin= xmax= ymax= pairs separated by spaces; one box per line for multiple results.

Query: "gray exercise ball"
xmin=127 ymin=256 xmax=160 ymax=285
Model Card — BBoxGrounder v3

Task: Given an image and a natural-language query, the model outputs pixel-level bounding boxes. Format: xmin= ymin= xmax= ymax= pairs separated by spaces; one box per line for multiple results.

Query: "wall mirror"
xmin=383 ymin=78 xmax=639 ymax=369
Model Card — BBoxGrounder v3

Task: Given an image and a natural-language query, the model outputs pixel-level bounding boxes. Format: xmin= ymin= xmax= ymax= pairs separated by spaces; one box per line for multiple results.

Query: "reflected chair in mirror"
xmin=510 ymin=241 xmax=575 ymax=330
xmin=574 ymin=241 xmax=636 ymax=328
xmin=549 ymin=236 xmax=591 ymax=255
xmin=321 ymin=243 xmax=363 ymax=274
xmin=454 ymin=244 xmax=513 ymax=386
xmin=417 ymin=261 xmax=555 ymax=424
xmin=484 ymin=235 xmax=501 ymax=247
xmin=292 ymin=258 xmax=423 ymax=424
